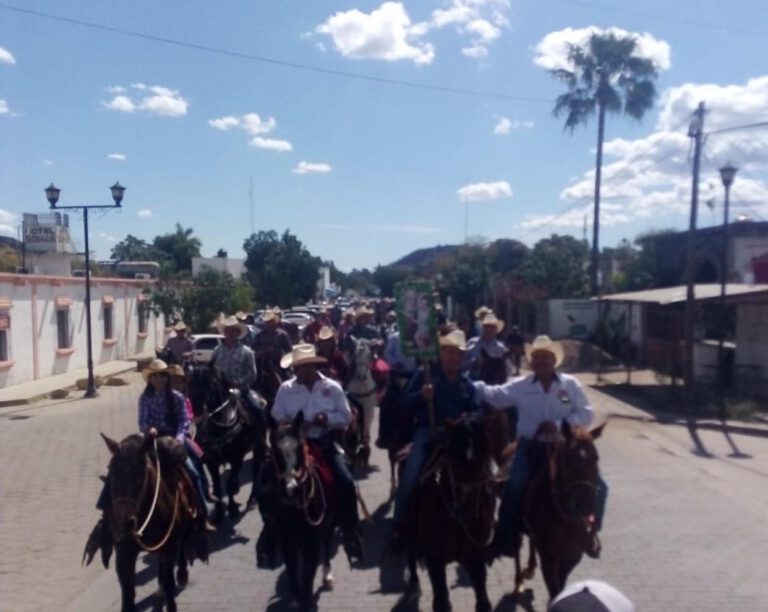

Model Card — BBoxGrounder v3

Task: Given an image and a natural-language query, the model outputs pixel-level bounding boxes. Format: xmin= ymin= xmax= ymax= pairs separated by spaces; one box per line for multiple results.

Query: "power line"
xmin=708 ymin=121 xmax=768 ymax=136
xmin=0 ymin=2 xmax=549 ymax=103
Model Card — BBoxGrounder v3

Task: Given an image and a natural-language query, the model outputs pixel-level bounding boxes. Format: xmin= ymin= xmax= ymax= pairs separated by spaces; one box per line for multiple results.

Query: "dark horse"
xmin=407 ymin=414 xmax=504 ymax=612
xmin=477 ymin=349 xmax=517 ymax=472
xmin=98 ymin=433 xmax=202 ymax=612
xmin=514 ymin=420 xmax=605 ymax=601
xmin=260 ymin=411 xmax=336 ymax=611
xmin=188 ymin=364 xmax=265 ymax=520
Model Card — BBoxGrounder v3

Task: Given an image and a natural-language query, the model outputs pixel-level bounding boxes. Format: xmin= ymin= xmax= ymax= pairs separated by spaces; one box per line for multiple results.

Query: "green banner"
xmin=395 ymin=281 xmax=439 ymax=359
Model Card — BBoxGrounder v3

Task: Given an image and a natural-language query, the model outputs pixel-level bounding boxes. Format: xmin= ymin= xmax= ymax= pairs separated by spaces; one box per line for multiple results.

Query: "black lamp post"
xmin=45 ymin=182 xmax=126 ymax=398
xmin=716 ymin=163 xmax=737 ymax=394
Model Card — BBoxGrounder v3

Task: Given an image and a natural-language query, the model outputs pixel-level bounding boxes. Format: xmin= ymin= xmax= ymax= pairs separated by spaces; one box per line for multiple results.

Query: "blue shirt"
xmin=138 ymin=389 xmax=189 ymax=440
xmin=405 ymin=365 xmax=480 ymax=429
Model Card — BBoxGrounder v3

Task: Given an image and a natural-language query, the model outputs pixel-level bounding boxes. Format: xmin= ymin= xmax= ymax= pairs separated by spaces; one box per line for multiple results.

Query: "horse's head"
xmin=268 ymin=411 xmax=308 ymax=499
xmin=350 ymin=338 xmax=373 ymax=379
xmin=102 ymin=433 xmax=154 ymax=541
xmin=558 ymin=420 xmax=605 ymax=530
xmin=445 ymin=414 xmax=489 ymax=478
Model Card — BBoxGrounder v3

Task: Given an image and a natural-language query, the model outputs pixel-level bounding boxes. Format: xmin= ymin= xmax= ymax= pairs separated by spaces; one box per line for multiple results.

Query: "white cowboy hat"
xmin=550 ymin=580 xmax=634 ymax=612
xmin=168 ymin=364 xmax=186 ymax=379
xmin=173 ymin=321 xmax=187 ymax=332
xmin=280 ymin=344 xmax=328 ymax=369
xmin=474 ymin=305 xmax=492 ymax=320
xmin=481 ymin=313 xmax=505 ymax=334
xmin=142 ymin=358 xmax=173 ymax=382
xmin=317 ymin=326 xmax=336 ymax=341
xmin=439 ymin=329 xmax=467 ymax=351
xmin=525 ymin=334 xmax=564 ymax=369
xmin=217 ymin=315 xmax=248 ymax=339
xmin=235 ymin=311 xmax=249 ymax=322
xmin=354 ymin=306 xmax=374 ymax=320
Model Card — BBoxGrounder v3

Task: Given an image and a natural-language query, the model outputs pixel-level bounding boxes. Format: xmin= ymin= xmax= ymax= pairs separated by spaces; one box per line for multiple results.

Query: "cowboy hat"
xmin=354 ymin=306 xmax=374 ymax=320
xmin=142 ymin=358 xmax=173 ymax=382
xmin=280 ymin=344 xmax=328 ymax=369
xmin=235 ymin=311 xmax=248 ymax=322
xmin=168 ymin=364 xmax=186 ymax=378
xmin=173 ymin=321 xmax=188 ymax=332
xmin=474 ymin=305 xmax=492 ymax=320
xmin=317 ymin=326 xmax=336 ymax=341
xmin=525 ymin=334 xmax=564 ymax=368
xmin=438 ymin=329 xmax=467 ymax=351
xmin=217 ymin=315 xmax=248 ymax=339
xmin=481 ymin=313 xmax=505 ymax=334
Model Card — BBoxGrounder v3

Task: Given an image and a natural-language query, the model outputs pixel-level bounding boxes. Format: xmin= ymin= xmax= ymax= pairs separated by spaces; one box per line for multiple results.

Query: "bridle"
xmin=270 ymin=434 xmax=327 ymax=527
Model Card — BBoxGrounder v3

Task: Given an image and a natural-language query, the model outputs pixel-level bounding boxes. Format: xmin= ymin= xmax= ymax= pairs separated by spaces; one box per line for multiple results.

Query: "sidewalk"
xmin=0 ymin=356 xmax=152 ymax=410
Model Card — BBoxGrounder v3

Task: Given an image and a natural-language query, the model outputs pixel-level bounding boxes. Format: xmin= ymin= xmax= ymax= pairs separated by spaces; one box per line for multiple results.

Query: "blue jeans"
xmin=323 ymin=443 xmax=358 ymax=533
xmin=497 ymin=439 xmax=608 ymax=544
xmin=394 ymin=428 xmax=432 ymax=523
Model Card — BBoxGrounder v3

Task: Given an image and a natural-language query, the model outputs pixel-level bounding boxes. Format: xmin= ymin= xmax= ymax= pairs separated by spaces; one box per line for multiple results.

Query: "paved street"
xmin=2 ymin=373 xmax=768 ymax=611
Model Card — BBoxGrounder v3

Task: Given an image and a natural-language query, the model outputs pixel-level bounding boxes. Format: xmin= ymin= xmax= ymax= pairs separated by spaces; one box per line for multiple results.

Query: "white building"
xmin=0 ymin=272 xmax=163 ymax=387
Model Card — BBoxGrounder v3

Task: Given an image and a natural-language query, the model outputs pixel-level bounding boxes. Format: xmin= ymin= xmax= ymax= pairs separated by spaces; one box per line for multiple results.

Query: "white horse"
xmin=345 ymin=337 xmax=377 ymax=466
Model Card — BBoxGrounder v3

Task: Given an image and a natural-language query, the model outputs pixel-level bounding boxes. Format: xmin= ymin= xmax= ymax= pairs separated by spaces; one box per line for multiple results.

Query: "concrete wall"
xmin=547 ymin=299 xmax=598 ymax=340
xmin=733 ymin=236 xmax=768 ymax=283
xmin=0 ymin=273 xmax=161 ymax=387
xmin=735 ymin=303 xmax=768 ymax=400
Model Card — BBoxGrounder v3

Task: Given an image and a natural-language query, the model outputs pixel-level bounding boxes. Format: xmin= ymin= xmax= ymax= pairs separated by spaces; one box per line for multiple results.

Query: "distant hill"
xmin=0 ymin=236 xmax=21 ymax=250
xmin=391 ymin=244 xmax=461 ymax=268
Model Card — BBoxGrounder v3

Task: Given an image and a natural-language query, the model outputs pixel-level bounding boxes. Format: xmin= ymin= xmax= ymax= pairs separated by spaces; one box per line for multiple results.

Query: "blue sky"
xmin=2 ymin=0 xmax=768 ymax=271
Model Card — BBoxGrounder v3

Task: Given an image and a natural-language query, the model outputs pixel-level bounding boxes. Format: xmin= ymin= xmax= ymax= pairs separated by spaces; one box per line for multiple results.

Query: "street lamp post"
xmin=717 ymin=162 xmax=737 ymax=395
xmin=44 ymin=182 xmax=126 ymax=398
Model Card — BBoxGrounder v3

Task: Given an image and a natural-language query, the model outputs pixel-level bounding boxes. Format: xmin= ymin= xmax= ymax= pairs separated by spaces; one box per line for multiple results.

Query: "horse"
xmin=260 ymin=411 xmax=336 ymax=611
xmin=514 ymin=420 xmax=605 ymax=601
xmin=477 ymin=348 xmax=517 ymax=470
xmin=255 ymin=352 xmax=284 ymax=408
xmin=188 ymin=365 xmax=264 ymax=520
xmin=378 ymin=370 xmax=417 ymax=498
xmin=345 ymin=337 xmax=378 ymax=468
xmin=407 ymin=414 xmax=503 ymax=612
xmin=97 ymin=433 xmax=202 ymax=612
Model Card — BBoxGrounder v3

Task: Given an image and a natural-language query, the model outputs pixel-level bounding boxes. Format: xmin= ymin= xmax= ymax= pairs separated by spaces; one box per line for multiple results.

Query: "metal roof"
xmin=599 ymin=284 xmax=768 ymax=305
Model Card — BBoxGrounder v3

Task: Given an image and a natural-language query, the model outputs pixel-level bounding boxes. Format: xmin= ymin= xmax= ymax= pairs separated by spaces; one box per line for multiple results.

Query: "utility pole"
xmin=683 ymin=102 xmax=705 ymax=408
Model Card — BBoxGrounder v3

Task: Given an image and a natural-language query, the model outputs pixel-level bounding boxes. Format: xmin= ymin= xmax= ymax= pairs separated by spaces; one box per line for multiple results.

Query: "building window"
xmin=0 ymin=311 xmax=9 ymax=361
xmin=138 ymin=301 xmax=149 ymax=335
xmin=56 ymin=308 xmax=70 ymax=349
xmin=104 ymin=304 xmax=114 ymax=340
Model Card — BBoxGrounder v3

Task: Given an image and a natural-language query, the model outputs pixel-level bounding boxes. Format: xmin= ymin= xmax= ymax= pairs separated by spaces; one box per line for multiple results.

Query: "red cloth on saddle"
xmin=370 ymin=357 xmax=390 ymax=391
xmin=305 ymin=440 xmax=337 ymax=509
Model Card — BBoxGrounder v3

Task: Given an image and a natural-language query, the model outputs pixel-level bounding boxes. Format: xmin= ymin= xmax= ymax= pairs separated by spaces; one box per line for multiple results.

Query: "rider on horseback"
xmin=250 ymin=309 xmax=292 ymax=375
xmin=270 ymin=344 xmax=364 ymax=563
xmin=162 ymin=321 xmax=193 ymax=364
xmin=315 ymin=325 xmax=349 ymax=384
xmin=473 ymin=335 xmax=607 ymax=559
xmin=390 ymin=329 xmax=481 ymax=552
xmin=464 ymin=313 xmax=510 ymax=380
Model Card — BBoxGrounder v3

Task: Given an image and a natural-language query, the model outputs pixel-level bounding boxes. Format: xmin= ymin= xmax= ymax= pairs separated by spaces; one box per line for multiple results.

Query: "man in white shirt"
xmin=271 ymin=344 xmax=362 ymax=562
xmin=475 ymin=335 xmax=607 ymax=559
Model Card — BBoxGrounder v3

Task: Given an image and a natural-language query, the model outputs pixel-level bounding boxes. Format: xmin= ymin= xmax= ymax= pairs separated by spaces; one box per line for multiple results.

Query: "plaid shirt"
xmin=138 ymin=389 xmax=189 ymax=440
xmin=250 ymin=328 xmax=292 ymax=364
xmin=212 ymin=342 xmax=257 ymax=388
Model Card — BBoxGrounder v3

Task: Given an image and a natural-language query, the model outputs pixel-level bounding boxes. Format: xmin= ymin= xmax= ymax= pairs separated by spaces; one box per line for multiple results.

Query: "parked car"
xmin=189 ymin=333 xmax=224 ymax=363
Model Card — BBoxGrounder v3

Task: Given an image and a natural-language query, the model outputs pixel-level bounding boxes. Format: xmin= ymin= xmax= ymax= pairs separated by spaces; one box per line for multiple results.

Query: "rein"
xmin=137 ymin=437 xmax=162 ymax=537
xmin=437 ymin=461 xmax=495 ymax=548
xmin=272 ymin=444 xmax=328 ymax=527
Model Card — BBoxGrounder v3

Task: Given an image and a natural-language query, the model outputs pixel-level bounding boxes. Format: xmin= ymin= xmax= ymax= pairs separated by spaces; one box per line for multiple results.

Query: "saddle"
xmin=305 ymin=440 xmax=337 ymax=509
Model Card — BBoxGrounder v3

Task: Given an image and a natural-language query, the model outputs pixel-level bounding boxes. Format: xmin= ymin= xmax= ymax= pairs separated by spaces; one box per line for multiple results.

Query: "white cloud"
xmin=0 ymin=99 xmax=11 ymax=115
xmin=494 ymin=117 xmax=534 ymax=135
xmin=314 ymin=1 xmax=511 ymax=64
xmin=315 ymin=2 xmax=435 ymax=65
xmin=98 ymin=231 xmax=117 ymax=243
xmin=0 ymin=46 xmax=15 ymax=65
xmin=0 ymin=208 xmax=17 ymax=225
xmin=528 ymin=76 xmax=768 ymax=233
xmin=107 ymin=153 xmax=127 ymax=161
xmin=102 ymin=84 xmax=188 ymax=117
xmin=533 ymin=26 xmax=672 ymax=72
xmin=292 ymin=161 xmax=332 ymax=175
xmin=42 ymin=159 xmax=54 ymax=167
xmin=457 ymin=180 xmax=513 ymax=202
xmin=208 ymin=116 xmax=241 ymax=131
xmin=250 ymin=137 xmax=293 ymax=152
xmin=137 ymin=209 xmax=152 ymax=218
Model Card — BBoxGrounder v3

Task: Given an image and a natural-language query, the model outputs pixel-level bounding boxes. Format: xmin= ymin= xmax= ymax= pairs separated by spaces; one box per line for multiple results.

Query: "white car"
xmin=189 ymin=333 xmax=224 ymax=364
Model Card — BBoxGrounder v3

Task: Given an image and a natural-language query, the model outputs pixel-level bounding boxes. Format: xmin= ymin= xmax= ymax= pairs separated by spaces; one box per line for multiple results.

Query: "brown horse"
xmin=408 ymin=414 xmax=504 ymax=612
xmin=98 ymin=433 xmax=202 ymax=612
xmin=514 ymin=420 xmax=605 ymax=600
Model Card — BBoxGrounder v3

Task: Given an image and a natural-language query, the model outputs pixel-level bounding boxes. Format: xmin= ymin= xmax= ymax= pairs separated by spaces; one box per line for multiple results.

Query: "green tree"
xmin=179 ymin=269 xmax=254 ymax=333
xmin=110 ymin=234 xmax=157 ymax=261
xmin=243 ymin=230 xmax=321 ymax=306
xmin=550 ymin=31 xmax=659 ymax=295
xmin=520 ymin=234 xmax=589 ymax=298
xmin=437 ymin=244 xmax=491 ymax=315
xmin=152 ymin=224 xmax=202 ymax=276
xmin=486 ymin=238 xmax=529 ymax=275
xmin=372 ymin=264 xmax=413 ymax=296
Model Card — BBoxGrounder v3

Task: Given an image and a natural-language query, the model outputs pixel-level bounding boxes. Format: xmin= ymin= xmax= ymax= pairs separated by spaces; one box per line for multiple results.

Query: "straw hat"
xmin=235 ymin=311 xmax=248 ymax=322
xmin=142 ymin=359 xmax=173 ymax=382
xmin=480 ymin=313 xmax=505 ymax=334
xmin=317 ymin=326 xmax=336 ymax=341
xmin=217 ymin=315 xmax=248 ymax=339
xmin=525 ymin=334 xmax=564 ymax=368
xmin=168 ymin=364 xmax=186 ymax=379
xmin=173 ymin=321 xmax=188 ymax=332
xmin=474 ymin=305 xmax=492 ymax=320
xmin=354 ymin=306 xmax=374 ymax=321
xmin=280 ymin=344 xmax=328 ymax=369
xmin=438 ymin=329 xmax=467 ymax=352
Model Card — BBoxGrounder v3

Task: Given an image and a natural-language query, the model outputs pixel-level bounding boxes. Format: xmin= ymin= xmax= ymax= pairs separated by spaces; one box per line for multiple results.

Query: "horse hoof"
xmin=177 ymin=568 xmax=189 ymax=589
xmin=322 ymin=572 xmax=334 ymax=591
xmin=228 ymin=504 xmax=241 ymax=519
xmin=522 ymin=567 xmax=535 ymax=580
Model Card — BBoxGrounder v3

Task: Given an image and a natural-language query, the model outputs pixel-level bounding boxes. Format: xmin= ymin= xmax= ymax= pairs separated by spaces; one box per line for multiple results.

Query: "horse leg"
xmin=558 ymin=556 xmax=579 ymax=593
xmin=300 ymin=539 xmax=321 ymax=611
xmin=522 ymin=534 xmax=537 ymax=580
xmin=539 ymin=549 xmax=563 ymax=602
xmin=115 ymin=543 xmax=139 ymax=612
xmin=321 ymin=528 xmax=334 ymax=592
xmin=176 ymin=538 xmax=189 ymax=589
xmin=283 ymin=535 xmax=302 ymax=603
xmin=361 ymin=399 xmax=375 ymax=465
xmin=465 ymin=559 xmax=491 ymax=612
xmin=207 ymin=459 xmax=225 ymax=523
xmin=407 ymin=550 xmax=420 ymax=593
xmin=158 ymin=549 xmax=177 ymax=612
xmin=389 ymin=451 xmax=397 ymax=499
xmin=226 ymin=453 xmax=243 ymax=518
xmin=425 ymin=558 xmax=451 ymax=612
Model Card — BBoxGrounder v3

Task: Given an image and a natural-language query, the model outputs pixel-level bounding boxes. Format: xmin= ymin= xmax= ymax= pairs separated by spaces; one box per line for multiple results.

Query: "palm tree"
xmin=551 ymin=32 xmax=658 ymax=295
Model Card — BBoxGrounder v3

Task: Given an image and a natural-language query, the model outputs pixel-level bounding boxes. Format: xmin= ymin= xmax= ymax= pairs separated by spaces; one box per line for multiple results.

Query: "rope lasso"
xmin=136 ymin=437 xmax=162 ymax=537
